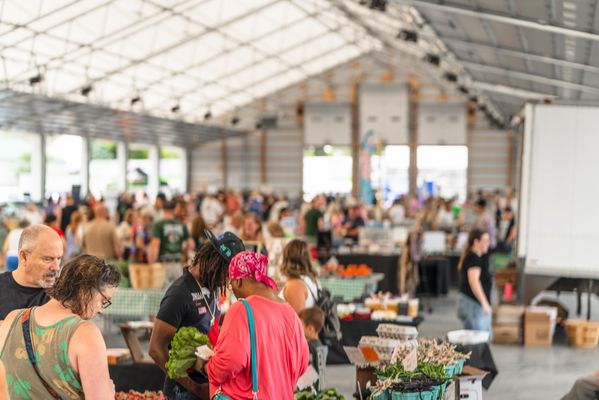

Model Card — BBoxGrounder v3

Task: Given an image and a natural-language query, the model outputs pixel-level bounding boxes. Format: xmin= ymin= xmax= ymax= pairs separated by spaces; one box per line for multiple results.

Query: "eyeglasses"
xmin=98 ymin=290 xmax=112 ymax=309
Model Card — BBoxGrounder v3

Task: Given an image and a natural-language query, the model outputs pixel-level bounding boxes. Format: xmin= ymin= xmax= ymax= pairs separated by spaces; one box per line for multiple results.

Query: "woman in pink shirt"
xmin=199 ymin=251 xmax=309 ymax=399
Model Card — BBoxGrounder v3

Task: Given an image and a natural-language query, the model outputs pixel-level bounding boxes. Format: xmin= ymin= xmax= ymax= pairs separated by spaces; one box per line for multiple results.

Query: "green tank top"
xmin=0 ymin=307 xmax=86 ymax=399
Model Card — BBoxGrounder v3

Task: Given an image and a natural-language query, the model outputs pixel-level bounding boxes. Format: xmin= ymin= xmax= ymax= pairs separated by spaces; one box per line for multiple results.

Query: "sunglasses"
xmin=98 ymin=290 xmax=112 ymax=309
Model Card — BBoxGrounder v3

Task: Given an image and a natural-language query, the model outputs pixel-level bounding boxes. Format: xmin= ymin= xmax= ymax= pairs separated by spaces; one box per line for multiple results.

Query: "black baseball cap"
xmin=205 ymin=229 xmax=245 ymax=263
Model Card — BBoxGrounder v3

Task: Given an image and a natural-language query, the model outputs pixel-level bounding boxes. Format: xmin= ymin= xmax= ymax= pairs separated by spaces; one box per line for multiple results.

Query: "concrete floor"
xmin=102 ymin=289 xmax=599 ymax=399
xmin=326 ymin=290 xmax=599 ymax=399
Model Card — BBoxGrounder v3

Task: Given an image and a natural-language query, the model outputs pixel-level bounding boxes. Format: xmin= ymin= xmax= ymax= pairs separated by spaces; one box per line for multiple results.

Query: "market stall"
xmin=320 ymin=273 xmax=385 ymax=302
xmin=336 ymin=254 xmax=401 ymax=294
xmin=348 ymin=325 xmax=494 ymax=400
xmin=328 ymin=295 xmax=424 ymax=364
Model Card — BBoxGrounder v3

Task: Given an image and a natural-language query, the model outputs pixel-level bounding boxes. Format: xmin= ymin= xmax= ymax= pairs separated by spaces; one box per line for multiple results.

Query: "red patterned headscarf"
xmin=229 ymin=251 xmax=278 ymax=291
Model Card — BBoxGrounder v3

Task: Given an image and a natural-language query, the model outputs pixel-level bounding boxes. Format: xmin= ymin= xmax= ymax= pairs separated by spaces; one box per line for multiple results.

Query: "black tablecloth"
xmin=327 ymin=317 xmax=424 ymax=364
xmin=417 ymin=257 xmax=450 ymax=296
xmin=110 ymin=363 xmax=165 ymax=392
xmin=336 ymin=254 xmax=400 ymax=294
xmin=455 ymin=342 xmax=497 ymax=389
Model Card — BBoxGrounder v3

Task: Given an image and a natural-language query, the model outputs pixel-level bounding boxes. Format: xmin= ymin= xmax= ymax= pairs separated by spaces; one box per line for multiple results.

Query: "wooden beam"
xmin=221 ymin=138 xmax=228 ymax=189
xmin=507 ymin=130 xmax=515 ymax=189
xmin=260 ymin=129 xmax=267 ymax=185
xmin=351 ymin=80 xmax=360 ymax=199
xmin=408 ymin=75 xmax=419 ymax=195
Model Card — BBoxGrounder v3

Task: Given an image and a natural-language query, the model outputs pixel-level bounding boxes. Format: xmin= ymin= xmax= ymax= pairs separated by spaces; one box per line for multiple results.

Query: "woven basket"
xmin=566 ymin=320 xmax=599 ymax=348
xmin=129 ymin=263 xmax=166 ymax=289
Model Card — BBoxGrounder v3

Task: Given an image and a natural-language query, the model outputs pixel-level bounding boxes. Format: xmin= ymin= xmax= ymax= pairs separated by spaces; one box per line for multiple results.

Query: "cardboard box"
xmin=456 ymin=366 xmax=489 ymax=400
xmin=494 ymin=305 xmax=525 ymax=325
xmin=443 ymin=380 xmax=456 ymax=400
xmin=524 ymin=309 xmax=555 ymax=347
xmin=493 ymin=324 xmax=520 ymax=344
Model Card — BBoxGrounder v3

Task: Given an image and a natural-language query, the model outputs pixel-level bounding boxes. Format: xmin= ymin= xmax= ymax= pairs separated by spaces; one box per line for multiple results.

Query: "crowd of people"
xmin=0 ymin=187 xmax=518 ymax=269
xmin=0 ymin=186 xmax=520 ymax=399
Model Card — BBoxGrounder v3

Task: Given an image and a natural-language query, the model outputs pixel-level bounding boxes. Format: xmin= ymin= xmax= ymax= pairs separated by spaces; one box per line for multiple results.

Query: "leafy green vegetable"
xmin=376 ymin=363 xmax=421 ymax=380
xmin=418 ymin=362 xmax=446 ymax=380
xmin=376 ymin=361 xmax=446 ymax=381
xmin=294 ymin=388 xmax=345 ymax=400
xmin=165 ymin=327 xmax=209 ymax=379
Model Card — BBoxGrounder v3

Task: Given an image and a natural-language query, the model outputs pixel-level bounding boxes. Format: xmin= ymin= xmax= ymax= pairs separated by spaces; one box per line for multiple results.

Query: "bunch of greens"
xmin=417 ymin=339 xmax=471 ymax=365
xmin=376 ymin=361 xmax=446 ymax=381
xmin=294 ymin=388 xmax=345 ymax=400
xmin=376 ymin=362 xmax=421 ymax=380
xmin=165 ymin=327 xmax=210 ymax=379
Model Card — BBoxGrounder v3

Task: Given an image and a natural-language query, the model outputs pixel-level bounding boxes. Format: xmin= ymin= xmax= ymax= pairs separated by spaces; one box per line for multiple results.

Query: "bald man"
xmin=0 ymin=224 xmax=63 ymax=320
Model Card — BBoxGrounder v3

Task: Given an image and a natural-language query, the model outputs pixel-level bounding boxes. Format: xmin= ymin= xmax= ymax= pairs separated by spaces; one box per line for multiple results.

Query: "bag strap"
xmin=305 ymin=278 xmax=321 ymax=304
xmin=240 ymin=299 xmax=258 ymax=399
xmin=21 ymin=308 xmax=63 ymax=400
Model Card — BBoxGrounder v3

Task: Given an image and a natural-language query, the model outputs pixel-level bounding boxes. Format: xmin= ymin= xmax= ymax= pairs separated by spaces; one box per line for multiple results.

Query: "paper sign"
xmin=343 ymin=346 xmax=367 ymax=365
xmin=296 ymin=366 xmax=319 ymax=390
xmin=402 ymin=348 xmax=417 ymax=372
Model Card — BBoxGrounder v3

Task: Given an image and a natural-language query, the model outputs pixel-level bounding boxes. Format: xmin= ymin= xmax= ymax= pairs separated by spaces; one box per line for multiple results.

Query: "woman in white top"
xmin=280 ymin=239 xmax=321 ymax=312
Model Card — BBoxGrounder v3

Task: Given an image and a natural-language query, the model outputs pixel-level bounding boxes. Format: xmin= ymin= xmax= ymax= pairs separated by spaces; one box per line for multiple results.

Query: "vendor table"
xmin=336 ymin=254 xmax=401 ymax=294
xmin=456 ymin=342 xmax=497 ymax=389
xmin=417 ymin=254 xmax=454 ymax=297
xmin=327 ymin=316 xmax=424 ymax=364
xmin=104 ymin=288 xmax=165 ymax=318
xmin=109 ymin=363 xmax=165 ymax=392
xmin=320 ymin=273 xmax=385 ymax=302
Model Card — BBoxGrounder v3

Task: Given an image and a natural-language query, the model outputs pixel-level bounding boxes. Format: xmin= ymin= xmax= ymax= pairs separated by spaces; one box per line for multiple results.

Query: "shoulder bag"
xmin=212 ymin=298 xmax=258 ymax=400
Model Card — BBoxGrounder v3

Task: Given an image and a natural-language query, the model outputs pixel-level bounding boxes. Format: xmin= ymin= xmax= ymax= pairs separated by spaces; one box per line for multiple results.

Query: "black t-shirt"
xmin=344 ymin=216 xmax=365 ymax=241
xmin=0 ymin=272 xmax=49 ymax=320
xmin=60 ymin=205 xmax=78 ymax=232
xmin=459 ymin=251 xmax=492 ymax=306
xmin=156 ymin=269 xmax=219 ymax=395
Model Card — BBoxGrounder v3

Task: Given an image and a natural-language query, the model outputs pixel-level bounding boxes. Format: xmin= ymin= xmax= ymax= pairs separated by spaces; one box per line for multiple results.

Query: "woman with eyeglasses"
xmin=0 ymin=254 xmax=120 ymax=399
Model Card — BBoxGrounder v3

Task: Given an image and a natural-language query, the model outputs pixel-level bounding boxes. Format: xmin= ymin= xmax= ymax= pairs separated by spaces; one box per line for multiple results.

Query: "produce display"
xmin=165 ymin=327 xmax=210 ymax=379
xmin=320 ymin=263 xmax=373 ymax=278
xmin=294 ymin=388 xmax=346 ymax=400
xmin=115 ymin=391 xmax=167 ymax=399
xmin=365 ymin=332 xmax=471 ymax=399
xmin=376 ymin=361 xmax=445 ymax=380
xmin=417 ymin=338 xmax=471 ymax=366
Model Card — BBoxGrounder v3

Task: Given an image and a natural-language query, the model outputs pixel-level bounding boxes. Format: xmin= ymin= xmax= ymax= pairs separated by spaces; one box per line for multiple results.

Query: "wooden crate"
xmin=128 ymin=263 xmax=166 ymax=289
xmin=566 ymin=320 xmax=599 ymax=348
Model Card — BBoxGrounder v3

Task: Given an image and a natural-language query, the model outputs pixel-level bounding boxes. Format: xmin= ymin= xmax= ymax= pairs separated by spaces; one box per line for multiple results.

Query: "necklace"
xmin=190 ymin=269 xmax=218 ymax=327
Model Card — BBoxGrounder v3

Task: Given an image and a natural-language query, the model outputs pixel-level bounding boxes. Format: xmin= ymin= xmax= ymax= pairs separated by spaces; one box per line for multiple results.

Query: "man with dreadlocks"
xmin=149 ymin=230 xmax=245 ymax=400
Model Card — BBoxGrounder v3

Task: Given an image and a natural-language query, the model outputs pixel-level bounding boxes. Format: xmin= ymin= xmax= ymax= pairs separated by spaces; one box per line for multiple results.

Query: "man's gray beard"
xmin=37 ymin=278 xmax=55 ymax=289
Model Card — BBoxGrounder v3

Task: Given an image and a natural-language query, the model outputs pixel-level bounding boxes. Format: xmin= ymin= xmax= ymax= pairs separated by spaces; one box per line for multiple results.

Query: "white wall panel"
xmin=520 ymin=104 xmax=599 ymax=278
xmin=190 ymin=140 xmax=223 ymax=192
xmin=418 ymin=103 xmax=467 ymax=145
xmin=467 ymin=128 xmax=511 ymax=193
xmin=359 ymin=83 xmax=409 ymax=144
xmin=226 ymin=134 xmax=260 ymax=190
xmin=304 ymin=103 xmax=351 ymax=145
xmin=265 ymin=128 xmax=303 ymax=196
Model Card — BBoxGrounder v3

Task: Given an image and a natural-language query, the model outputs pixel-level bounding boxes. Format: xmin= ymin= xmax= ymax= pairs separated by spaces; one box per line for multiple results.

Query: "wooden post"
xmin=408 ymin=75 xmax=420 ymax=196
xmin=221 ymin=138 xmax=227 ymax=189
xmin=260 ymin=129 xmax=267 ymax=185
xmin=351 ymin=80 xmax=360 ymax=199
xmin=507 ymin=129 xmax=515 ymax=189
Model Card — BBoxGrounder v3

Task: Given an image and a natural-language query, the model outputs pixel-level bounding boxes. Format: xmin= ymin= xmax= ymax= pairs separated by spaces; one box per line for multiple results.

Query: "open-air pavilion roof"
xmin=1 ymin=0 xmax=596 ymax=138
